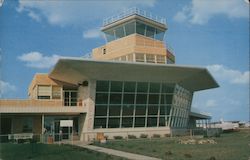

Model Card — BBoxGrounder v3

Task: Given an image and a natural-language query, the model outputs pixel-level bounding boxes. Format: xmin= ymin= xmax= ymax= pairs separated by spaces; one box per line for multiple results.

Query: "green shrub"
xmin=140 ymin=134 xmax=148 ymax=138
xmin=152 ymin=134 xmax=161 ymax=138
xmin=128 ymin=135 xmax=136 ymax=139
xmin=164 ymin=134 xmax=171 ymax=137
xmin=113 ymin=136 xmax=123 ymax=140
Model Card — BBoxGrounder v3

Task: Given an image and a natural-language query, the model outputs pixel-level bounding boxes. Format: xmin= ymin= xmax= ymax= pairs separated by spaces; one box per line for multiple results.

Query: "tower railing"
xmin=103 ymin=7 xmax=166 ymax=26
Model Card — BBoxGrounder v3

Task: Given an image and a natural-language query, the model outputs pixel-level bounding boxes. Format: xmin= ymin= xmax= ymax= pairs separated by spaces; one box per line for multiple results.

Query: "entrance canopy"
xmin=49 ymin=58 xmax=219 ymax=92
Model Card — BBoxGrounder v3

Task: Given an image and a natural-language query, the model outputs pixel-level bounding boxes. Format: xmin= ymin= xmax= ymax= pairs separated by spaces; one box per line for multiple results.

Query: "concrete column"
xmin=78 ymin=80 xmax=96 ymax=142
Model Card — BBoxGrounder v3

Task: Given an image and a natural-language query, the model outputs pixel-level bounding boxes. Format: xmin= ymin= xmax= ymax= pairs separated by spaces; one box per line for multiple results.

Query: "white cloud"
xmin=28 ymin=10 xmax=41 ymax=22
xmin=18 ymin=51 xmax=61 ymax=69
xmin=0 ymin=0 xmax=4 ymax=7
xmin=174 ymin=0 xmax=249 ymax=25
xmin=83 ymin=28 xmax=103 ymax=39
xmin=17 ymin=0 xmax=156 ymax=26
xmin=0 ymin=80 xmax=16 ymax=98
xmin=207 ymin=64 xmax=249 ymax=85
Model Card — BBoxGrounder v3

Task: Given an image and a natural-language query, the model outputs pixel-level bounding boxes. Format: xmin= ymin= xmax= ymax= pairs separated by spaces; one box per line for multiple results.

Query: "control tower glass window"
xmin=155 ymin=29 xmax=165 ymax=41
xmin=125 ymin=22 xmax=136 ymax=36
xmin=115 ymin=26 xmax=125 ymax=39
xmin=105 ymin=29 xmax=115 ymax=42
xmin=146 ymin=26 xmax=155 ymax=38
xmin=136 ymin=22 xmax=146 ymax=35
xmin=103 ymin=21 xmax=165 ymax=42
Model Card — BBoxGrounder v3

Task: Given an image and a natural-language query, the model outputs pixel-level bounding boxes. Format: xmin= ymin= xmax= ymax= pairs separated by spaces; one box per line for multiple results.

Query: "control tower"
xmin=92 ymin=8 xmax=175 ymax=64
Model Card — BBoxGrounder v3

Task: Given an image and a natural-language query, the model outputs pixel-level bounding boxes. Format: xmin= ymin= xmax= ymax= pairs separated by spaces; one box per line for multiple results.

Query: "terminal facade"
xmin=0 ymin=8 xmax=218 ymax=142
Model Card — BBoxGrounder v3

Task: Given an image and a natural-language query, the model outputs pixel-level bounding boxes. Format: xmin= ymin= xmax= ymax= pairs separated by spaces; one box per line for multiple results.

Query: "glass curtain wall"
xmin=94 ymin=81 xmax=175 ymax=129
xmin=169 ymin=85 xmax=192 ymax=128
xmin=104 ymin=21 xmax=165 ymax=42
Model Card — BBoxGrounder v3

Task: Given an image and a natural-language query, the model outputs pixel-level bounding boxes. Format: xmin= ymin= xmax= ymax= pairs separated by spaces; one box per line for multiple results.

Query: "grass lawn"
xmin=0 ymin=143 xmax=126 ymax=160
xmin=94 ymin=129 xmax=250 ymax=160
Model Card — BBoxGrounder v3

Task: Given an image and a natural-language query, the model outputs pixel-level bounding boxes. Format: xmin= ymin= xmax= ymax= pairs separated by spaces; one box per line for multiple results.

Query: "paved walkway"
xmin=73 ymin=142 xmax=161 ymax=160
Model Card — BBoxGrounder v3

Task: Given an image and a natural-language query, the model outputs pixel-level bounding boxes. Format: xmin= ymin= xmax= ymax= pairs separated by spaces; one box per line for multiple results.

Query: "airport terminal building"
xmin=0 ymin=8 xmax=218 ymax=142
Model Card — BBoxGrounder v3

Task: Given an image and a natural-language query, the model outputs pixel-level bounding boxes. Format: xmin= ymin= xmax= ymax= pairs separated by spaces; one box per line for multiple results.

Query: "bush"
xmin=165 ymin=151 xmax=173 ymax=156
xmin=152 ymin=134 xmax=161 ymax=138
xmin=128 ymin=135 xmax=136 ymax=139
xmin=140 ymin=134 xmax=148 ymax=138
xmin=113 ymin=136 xmax=123 ymax=140
xmin=164 ymin=134 xmax=171 ymax=137
xmin=184 ymin=153 xmax=192 ymax=158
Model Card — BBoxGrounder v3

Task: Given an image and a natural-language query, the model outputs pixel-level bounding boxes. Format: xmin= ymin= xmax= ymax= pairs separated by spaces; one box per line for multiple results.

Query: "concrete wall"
xmin=92 ymin=34 xmax=167 ymax=61
xmin=78 ymin=80 xmax=96 ymax=141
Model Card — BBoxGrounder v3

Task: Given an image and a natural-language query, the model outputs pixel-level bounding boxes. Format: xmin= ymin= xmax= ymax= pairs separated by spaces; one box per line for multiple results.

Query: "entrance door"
xmin=54 ymin=120 xmax=71 ymax=141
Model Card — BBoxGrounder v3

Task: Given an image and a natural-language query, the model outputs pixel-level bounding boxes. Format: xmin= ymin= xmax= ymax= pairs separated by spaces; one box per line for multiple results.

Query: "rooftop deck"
xmin=103 ymin=7 xmax=167 ymax=26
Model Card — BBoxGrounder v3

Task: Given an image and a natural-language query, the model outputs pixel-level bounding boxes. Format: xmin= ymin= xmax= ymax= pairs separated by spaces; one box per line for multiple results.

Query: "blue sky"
xmin=0 ymin=0 xmax=249 ymax=122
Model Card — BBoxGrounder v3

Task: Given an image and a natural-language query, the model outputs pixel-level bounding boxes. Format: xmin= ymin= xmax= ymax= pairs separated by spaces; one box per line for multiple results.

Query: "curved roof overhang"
xmin=49 ymin=58 xmax=219 ymax=92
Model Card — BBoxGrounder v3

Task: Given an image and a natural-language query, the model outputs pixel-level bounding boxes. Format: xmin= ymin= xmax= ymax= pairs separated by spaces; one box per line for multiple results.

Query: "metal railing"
xmin=103 ymin=7 xmax=167 ymax=26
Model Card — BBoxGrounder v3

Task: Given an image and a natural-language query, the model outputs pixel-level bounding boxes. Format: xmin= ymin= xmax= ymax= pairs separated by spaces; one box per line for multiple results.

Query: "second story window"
xmin=38 ymin=85 xmax=51 ymax=99
xmin=103 ymin=48 xmax=106 ymax=55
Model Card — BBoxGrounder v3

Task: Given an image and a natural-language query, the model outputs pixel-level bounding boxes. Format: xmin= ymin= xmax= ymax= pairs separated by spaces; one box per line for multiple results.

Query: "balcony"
xmin=0 ymin=99 xmax=86 ymax=114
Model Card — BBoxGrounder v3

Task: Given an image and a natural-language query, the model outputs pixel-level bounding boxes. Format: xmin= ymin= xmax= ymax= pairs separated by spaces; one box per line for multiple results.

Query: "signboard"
xmin=60 ymin=120 xmax=73 ymax=127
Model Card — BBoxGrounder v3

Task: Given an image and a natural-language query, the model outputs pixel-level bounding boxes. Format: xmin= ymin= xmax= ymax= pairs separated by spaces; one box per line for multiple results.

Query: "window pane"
xmin=109 ymin=93 xmax=122 ymax=104
xmin=52 ymin=86 xmax=61 ymax=99
xmin=156 ymin=55 xmax=165 ymax=64
xmin=124 ymin=82 xmax=136 ymax=92
xmin=22 ymin=117 xmax=33 ymax=133
xmin=161 ymin=84 xmax=175 ymax=93
xmin=159 ymin=117 xmax=166 ymax=126
xmin=115 ymin=26 xmax=125 ymax=39
xmin=95 ymin=105 xmax=108 ymax=116
xmin=146 ymin=25 xmax=155 ymax=38
xmin=149 ymin=83 xmax=160 ymax=93
xmin=110 ymin=81 xmax=123 ymax=92
xmin=104 ymin=29 xmax=115 ymax=42
xmin=135 ymin=105 xmax=146 ymax=115
xmin=167 ymin=106 xmax=171 ymax=115
xmin=122 ymin=117 xmax=133 ymax=128
xmin=122 ymin=104 xmax=134 ymax=116
xmin=38 ymin=85 xmax=51 ymax=96
xmin=161 ymin=95 xmax=173 ymax=104
xmin=96 ymin=93 xmax=108 ymax=104
xmin=94 ymin=118 xmax=107 ymax=129
xmin=123 ymin=94 xmax=135 ymax=104
xmin=136 ymin=94 xmax=147 ymax=104
xmin=148 ymin=94 xmax=159 ymax=104
xmin=135 ymin=117 xmax=145 ymax=127
xmin=160 ymin=105 xmax=166 ymax=115
xmin=135 ymin=53 xmax=144 ymax=62
xmin=137 ymin=82 xmax=148 ymax=93
xmin=125 ymin=22 xmax=135 ymax=36
xmin=38 ymin=96 xmax=50 ymax=99
xmin=148 ymin=105 xmax=159 ymax=115
xmin=109 ymin=105 xmax=121 ymax=116
xmin=108 ymin=118 xmax=120 ymax=128
xmin=96 ymin=81 xmax=109 ymax=92
xmin=147 ymin=117 xmax=157 ymax=127
xmin=136 ymin=22 xmax=145 ymax=35
xmin=146 ymin=54 xmax=155 ymax=63
xmin=155 ymin=29 xmax=165 ymax=41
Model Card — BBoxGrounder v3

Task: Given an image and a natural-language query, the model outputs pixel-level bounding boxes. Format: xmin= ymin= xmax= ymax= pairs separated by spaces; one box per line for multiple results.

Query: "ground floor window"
xmin=94 ymin=80 xmax=178 ymax=129
xmin=22 ymin=117 xmax=33 ymax=133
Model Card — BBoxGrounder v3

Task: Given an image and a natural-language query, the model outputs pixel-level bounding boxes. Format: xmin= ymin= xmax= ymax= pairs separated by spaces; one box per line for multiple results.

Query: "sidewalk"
xmin=73 ymin=142 xmax=161 ymax=160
